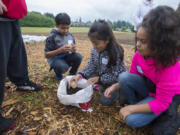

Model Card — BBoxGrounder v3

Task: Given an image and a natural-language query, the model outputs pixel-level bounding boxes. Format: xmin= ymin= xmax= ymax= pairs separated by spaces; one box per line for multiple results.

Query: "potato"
xmin=70 ymin=81 xmax=77 ymax=89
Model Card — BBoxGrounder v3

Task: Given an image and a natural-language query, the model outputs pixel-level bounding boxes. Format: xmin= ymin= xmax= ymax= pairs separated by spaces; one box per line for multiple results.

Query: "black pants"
xmin=0 ymin=20 xmax=29 ymax=107
xmin=152 ymin=95 xmax=180 ymax=135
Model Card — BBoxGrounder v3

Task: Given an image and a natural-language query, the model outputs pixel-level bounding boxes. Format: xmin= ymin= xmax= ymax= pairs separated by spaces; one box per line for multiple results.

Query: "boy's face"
xmin=56 ymin=24 xmax=70 ymax=35
xmin=136 ymin=27 xmax=152 ymax=58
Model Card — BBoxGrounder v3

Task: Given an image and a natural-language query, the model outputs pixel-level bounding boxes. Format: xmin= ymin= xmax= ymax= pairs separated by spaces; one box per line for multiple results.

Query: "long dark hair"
xmin=88 ymin=20 xmax=124 ymax=67
xmin=141 ymin=6 xmax=180 ymax=68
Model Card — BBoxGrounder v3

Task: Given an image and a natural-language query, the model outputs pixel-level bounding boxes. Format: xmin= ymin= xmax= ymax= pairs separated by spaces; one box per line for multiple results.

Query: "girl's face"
xmin=136 ymin=27 xmax=152 ymax=58
xmin=89 ymin=37 xmax=109 ymax=52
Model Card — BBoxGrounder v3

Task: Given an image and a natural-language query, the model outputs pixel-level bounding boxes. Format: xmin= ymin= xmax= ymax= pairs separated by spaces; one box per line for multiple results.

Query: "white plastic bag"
xmin=57 ymin=76 xmax=93 ymax=112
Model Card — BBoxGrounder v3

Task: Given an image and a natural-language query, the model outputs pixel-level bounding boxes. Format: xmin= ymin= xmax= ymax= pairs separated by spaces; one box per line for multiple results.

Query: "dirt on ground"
xmin=2 ymin=33 xmax=180 ymax=135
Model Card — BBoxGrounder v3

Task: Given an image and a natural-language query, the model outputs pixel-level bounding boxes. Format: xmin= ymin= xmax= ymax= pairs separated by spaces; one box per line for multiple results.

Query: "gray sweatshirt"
xmin=45 ymin=29 xmax=75 ymax=64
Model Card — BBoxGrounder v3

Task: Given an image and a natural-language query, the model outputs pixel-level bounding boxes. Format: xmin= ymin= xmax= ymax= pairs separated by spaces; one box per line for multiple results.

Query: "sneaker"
xmin=0 ymin=115 xmax=16 ymax=133
xmin=16 ymin=80 xmax=43 ymax=91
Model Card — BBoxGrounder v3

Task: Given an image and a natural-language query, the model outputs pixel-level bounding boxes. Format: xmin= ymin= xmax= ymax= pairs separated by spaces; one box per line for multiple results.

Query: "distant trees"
xmin=20 ymin=12 xmax=134 ymax=32
xmin=44 ymin=12 xmax=55 ymax=19
xmin=71 ymin=18 xmax=133 ymax=32
xmin=110 ymin=20 xmax=134 ymax=32
xmin=20 ymin=12 xmax=54 ymax=27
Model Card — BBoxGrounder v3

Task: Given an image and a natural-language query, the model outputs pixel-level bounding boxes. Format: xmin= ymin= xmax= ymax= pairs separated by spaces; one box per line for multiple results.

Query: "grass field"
xmin=21 ymin=27 xmax=133 ymax=35
xmin=21 ymin=27 xmax=90 ymax=35
xmin=21 ymin=27 xmax=135 ymax=45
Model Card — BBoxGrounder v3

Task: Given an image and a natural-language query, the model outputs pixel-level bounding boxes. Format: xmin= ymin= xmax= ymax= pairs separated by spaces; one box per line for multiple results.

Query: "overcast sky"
xmin=26 ymin=0 xmax=179 ymax=23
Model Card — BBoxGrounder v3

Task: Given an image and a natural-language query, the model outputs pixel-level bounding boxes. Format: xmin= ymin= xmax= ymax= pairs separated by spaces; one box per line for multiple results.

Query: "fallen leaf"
xmin=33 ymin=117 xmax=42 ymax=121
xmin=30 ymin=111 xmax=39 ymax=115
xmin=5 ymin=106 xmax=15 ymax=116
xmin=2 ymin=98 xmax=19 ymax=107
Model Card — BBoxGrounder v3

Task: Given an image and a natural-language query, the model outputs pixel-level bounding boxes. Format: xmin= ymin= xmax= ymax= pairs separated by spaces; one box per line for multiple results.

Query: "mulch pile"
xmin=2 ymin=33 xmax=180 ymax=135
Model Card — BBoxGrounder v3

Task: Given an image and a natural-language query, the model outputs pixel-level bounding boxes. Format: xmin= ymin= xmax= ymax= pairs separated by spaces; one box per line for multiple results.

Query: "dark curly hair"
xmin=141 ymin=6 xmax=180 ymax=67
xmin=88 ymin=20 xmax=124 ymax=67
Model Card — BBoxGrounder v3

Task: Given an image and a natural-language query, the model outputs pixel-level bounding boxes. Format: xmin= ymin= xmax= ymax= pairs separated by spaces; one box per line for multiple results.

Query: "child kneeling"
xmin=45 ymin=13 xmax=82 ymax=80
xmin=70 ymin=20 xmax=126 ymax=106
xmin=105 ymin=6 xmax=180 ymax=135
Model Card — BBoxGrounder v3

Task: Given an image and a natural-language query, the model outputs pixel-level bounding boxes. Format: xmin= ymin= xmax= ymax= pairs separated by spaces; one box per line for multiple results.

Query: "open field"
xmin=2 ymin=32 xmax=180 ymax=135
xmin=21 ymin=27 xmax=136 ymax=45
xmin=21 ymin=27 xmax=90 ymax=35
xmin=72 ymin=33 xmax=135 ymax=45
xmin=21 ymin=27 xmax=133 ymax=35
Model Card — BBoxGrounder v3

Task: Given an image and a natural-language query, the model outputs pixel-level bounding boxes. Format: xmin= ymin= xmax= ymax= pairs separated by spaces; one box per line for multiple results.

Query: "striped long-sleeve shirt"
xmin=80 ymin=48 xmax=126 ymax=86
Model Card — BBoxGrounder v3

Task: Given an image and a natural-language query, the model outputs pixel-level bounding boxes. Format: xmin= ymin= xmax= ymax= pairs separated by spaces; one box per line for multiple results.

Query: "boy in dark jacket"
xmin=45 ymin=13 xmax=82 ymax=80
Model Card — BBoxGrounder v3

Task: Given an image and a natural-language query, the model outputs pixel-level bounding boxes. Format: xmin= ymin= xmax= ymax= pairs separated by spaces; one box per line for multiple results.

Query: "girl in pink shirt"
xmin=104 ymin=6 xmax=180 ymax=134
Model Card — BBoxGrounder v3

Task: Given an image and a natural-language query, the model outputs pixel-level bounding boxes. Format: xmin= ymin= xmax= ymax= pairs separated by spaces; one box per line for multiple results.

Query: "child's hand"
xmin=104 ymin=83 xmax=120 ymax=98
xmin=0 ymin=0 xmax=7 ymax=15
xmin=119 ymin=105 xmax=134 ymax=120
xmin=88 ymin=76 xmax=99 ymax=84
xmin=71 ymin=45 xmax=76 ymax=53
xmin=70 ymin=74 xmax=82 ymax=86
xmin=104 ymin=85 xmax=116 ymax=98
xmin=60 ymin=45 xmax=72 ymax=53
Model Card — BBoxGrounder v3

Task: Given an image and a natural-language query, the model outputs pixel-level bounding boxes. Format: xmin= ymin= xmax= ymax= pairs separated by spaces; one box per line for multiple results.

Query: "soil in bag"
xmin=67 ymin=83 xmax=81 ymax=95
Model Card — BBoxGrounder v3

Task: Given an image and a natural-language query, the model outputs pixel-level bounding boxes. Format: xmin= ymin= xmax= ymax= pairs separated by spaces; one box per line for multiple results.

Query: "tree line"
xmin=20 ymin=11 xmax=54 ymax=27
xmin=20 ymin=11 xmax=134 ymax=32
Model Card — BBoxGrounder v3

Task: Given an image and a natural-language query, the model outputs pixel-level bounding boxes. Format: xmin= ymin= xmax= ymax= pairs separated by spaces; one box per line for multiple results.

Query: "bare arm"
xmin=119 ymin=103 xmax=152 ymax=120
xmin=45 ymin=47 xmax=63 ymax=58
xmin=129 ymin=103 xmax=152 ymax=113
xmin=104 ymin=83 xmax=120 ymax=98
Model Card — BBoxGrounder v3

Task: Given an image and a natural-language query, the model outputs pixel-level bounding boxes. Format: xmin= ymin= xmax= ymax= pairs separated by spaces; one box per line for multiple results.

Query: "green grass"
xmin=21 ymin=27 xmax=89 ymax=35
xmin=21 ymin=27 xmax=133 ymax=35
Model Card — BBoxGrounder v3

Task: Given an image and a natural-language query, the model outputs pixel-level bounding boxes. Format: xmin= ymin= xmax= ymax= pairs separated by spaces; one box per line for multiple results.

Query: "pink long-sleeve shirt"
xmin=130 ymin=52 xmax=180 ymax=115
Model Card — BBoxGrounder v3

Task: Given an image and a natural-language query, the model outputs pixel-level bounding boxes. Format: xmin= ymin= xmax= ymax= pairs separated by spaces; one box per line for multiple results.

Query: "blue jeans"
xmin=52 ymin=53 xmax=82 ymax=76
xmin=99 ymin=86 xmax=120 ymax=106
xmin=118 ymin=72 xmax=161 ymax=128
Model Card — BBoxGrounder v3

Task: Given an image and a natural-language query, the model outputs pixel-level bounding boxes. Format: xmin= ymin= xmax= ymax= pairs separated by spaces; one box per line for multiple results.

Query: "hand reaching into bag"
xmin=70 ymin=74 xmax=82 ymax=88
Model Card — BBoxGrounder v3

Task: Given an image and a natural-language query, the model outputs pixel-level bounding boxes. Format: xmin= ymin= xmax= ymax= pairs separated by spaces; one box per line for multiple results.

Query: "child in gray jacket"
xmin=70 ymin=20 xmax=126 ymax=106
xmin=45 ymin=13 xmax=82 ymax=80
